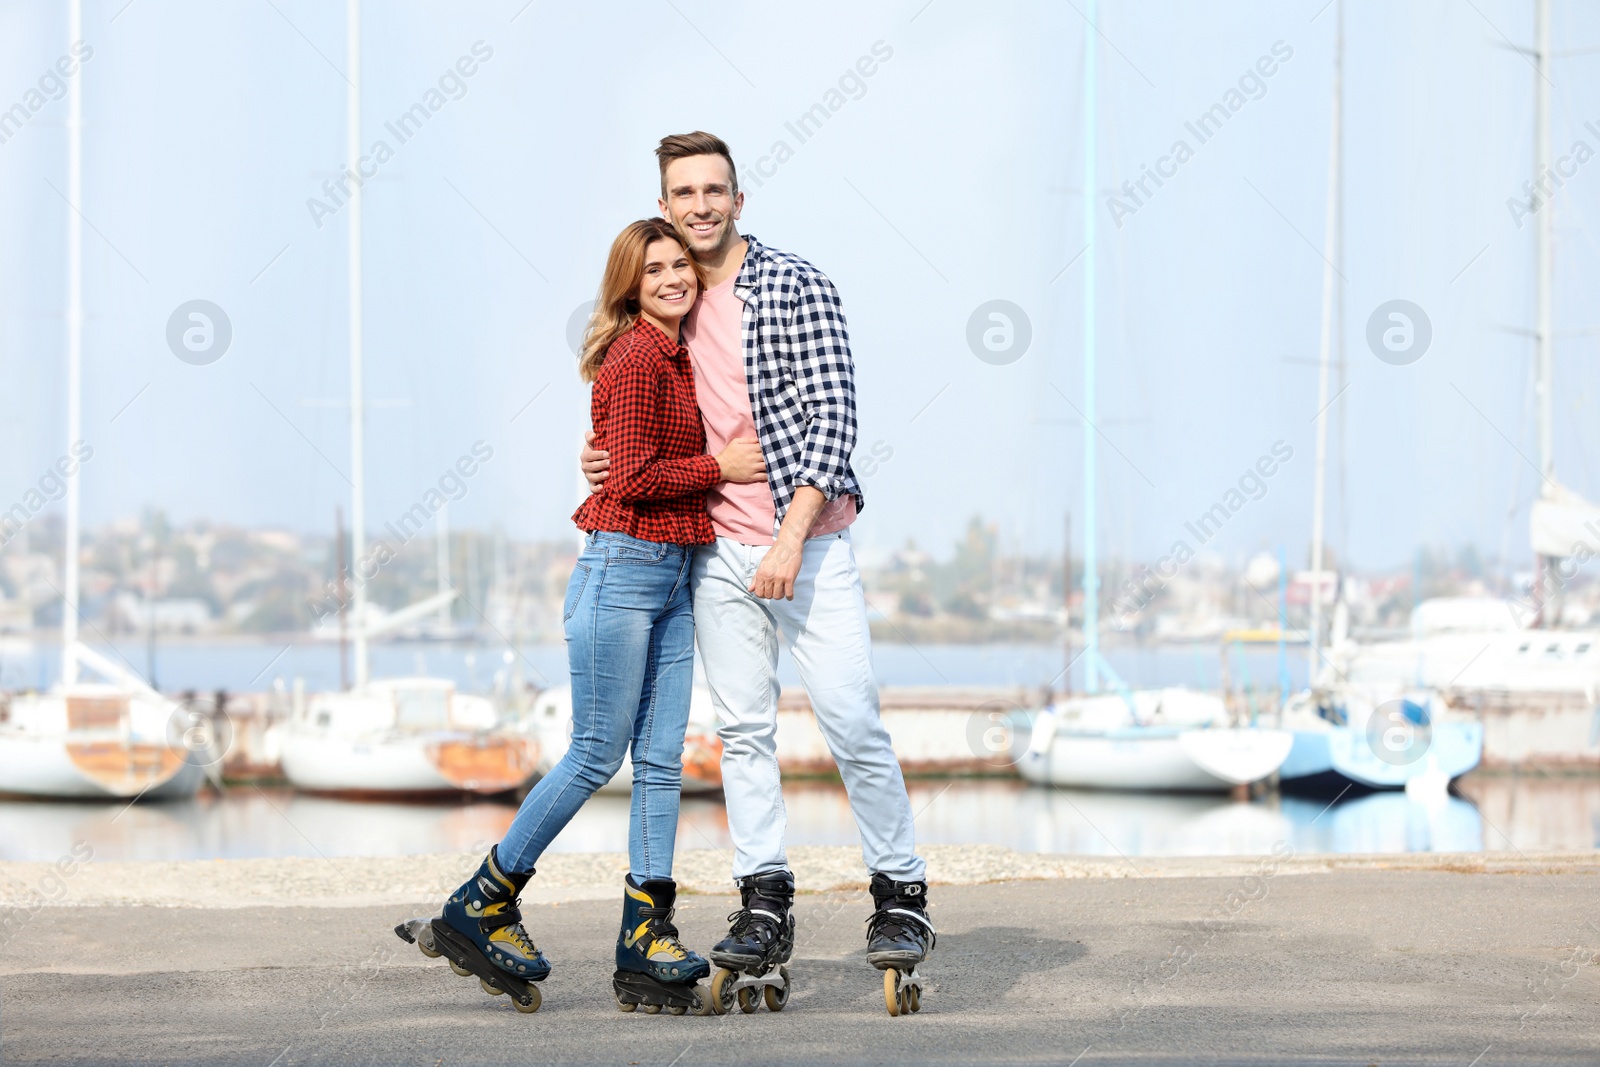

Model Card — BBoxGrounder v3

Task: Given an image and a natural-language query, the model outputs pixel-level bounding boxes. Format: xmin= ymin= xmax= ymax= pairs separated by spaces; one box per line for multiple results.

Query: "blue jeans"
xmin=497 ymin=531 xmax=696 ymax=881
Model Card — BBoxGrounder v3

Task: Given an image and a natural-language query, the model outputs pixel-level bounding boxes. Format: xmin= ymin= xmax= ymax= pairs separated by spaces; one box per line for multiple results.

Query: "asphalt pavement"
xmin=2 ymin=866 xmax=1598 ymax=1065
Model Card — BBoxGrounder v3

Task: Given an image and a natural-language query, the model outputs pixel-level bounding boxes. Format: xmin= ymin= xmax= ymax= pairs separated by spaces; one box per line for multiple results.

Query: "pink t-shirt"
xmin=684 ymin=273 xmax=856 ymax=546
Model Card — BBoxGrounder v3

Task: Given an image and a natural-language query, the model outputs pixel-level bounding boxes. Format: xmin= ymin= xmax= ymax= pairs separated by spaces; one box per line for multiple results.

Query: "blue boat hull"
xmin=1281 ymin=722 xmax=1483 ymax=790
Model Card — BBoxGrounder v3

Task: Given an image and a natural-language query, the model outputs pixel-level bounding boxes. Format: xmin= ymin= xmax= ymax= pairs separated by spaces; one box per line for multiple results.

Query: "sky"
xmin=2 ymin=0 xmax=1599 ymax=574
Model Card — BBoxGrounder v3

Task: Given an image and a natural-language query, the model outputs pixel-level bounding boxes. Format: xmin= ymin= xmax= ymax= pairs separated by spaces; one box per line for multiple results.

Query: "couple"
xmin=410 ymin=133 xmax=934 ymax=1016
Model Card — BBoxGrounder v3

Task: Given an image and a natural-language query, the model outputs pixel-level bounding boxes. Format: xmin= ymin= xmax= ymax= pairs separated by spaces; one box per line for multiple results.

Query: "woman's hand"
xmin=581 ymin=430 xmax=609 ymax=494
xmin=716 ymin=438 xmax=767 ymax=484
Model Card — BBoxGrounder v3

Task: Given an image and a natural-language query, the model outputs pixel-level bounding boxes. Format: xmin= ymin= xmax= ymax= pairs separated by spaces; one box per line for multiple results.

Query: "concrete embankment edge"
xmin=1 ymin=845 xmax=1594 ymax=910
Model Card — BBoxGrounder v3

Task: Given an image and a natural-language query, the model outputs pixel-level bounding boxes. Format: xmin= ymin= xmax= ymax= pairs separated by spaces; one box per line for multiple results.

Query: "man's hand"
xmin=581 ymin=430 xmax=609 ymax=494
xmin=749 ymin=486 xmax=827 ymax=601
xmin=750 ymin=539 xmax=802 ymax=600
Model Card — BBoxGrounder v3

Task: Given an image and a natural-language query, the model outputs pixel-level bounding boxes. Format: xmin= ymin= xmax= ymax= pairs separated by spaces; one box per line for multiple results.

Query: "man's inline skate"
xmin=707 ymin=870 xmax=795 ymax=1014
xmin=612 ymin=875 xmax=712 ymax=1015
xmin=394 ymin=846 xmax=549 ymax=1013
xmin=865 ymin=873 xmax=934 ymax=1016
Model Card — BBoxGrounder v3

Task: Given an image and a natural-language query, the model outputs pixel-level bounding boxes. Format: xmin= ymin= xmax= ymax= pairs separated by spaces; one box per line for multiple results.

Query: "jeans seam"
xmin=563 ymin=563 xmax=591 ymax=622
xmin=638 ymin=628 xmax=659 ymax=879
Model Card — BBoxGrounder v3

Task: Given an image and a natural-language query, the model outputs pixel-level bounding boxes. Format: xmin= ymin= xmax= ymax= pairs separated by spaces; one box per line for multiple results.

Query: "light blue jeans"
xmin=497 ymin=531 xmax=696 ymax=881
xmin=692 ymin=530 xmax=926 ymax=882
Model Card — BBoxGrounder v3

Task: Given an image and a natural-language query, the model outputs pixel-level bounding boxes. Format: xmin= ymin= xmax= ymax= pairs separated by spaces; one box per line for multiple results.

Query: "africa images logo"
xmin=1365 ymin=300 xmax=1431 ymax=366
xmin=166 ymin=300 xmax=232 ymax=366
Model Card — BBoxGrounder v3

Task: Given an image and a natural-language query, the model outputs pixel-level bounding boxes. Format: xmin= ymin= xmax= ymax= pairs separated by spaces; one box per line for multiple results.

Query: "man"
xmin=582 ymin=132 xmax=934 ymax=1008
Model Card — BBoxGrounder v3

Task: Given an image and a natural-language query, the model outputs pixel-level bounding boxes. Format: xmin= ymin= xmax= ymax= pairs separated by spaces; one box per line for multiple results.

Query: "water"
xmin=3 ymin=636 xmax=1584 ymax=865
xmin=0 ymin=776 xmax=1592 ymax=864
xmin=0 ymin=638 xmax=1308 ymax=695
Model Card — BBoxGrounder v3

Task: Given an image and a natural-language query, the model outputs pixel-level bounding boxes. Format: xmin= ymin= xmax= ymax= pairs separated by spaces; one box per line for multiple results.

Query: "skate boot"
xmin=611 ymin=875 xmax=712 ymax=1016
xmin=866 ymin=873 xmax=935 ymax=1016
xmin=424 ymin=846 xmax=549 ymax=1013
xmin=707 ymin=870 xmax=795 ymax=1015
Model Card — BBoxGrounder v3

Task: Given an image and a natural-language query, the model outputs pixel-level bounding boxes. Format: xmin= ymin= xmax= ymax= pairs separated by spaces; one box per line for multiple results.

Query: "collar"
xmin=632 ymin=316 xmax=689 ymax=360
xmin=733 ymin=233 xmax=764 ymax=302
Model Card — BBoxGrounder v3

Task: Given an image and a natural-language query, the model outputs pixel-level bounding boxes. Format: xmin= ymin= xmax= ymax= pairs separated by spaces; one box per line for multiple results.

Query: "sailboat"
xmin=277 ymin=0 xmax=537 ymax=797
xmin=0 ymin=667 xmax=211 ymax=800
xmin=1281 ymin=0 xmax=1497 ymax=790
xmin=1018 ymin=688 xmax=1294 ymax=792
xmin=1016 ymin=0 xmax=1293 ymax=793
xmin=0 ymin=0 xmax=211 ymax=801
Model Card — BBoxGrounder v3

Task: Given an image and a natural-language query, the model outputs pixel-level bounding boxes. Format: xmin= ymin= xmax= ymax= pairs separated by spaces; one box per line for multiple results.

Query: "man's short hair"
xmin=655 ymin=131 xmax=738 ymax=198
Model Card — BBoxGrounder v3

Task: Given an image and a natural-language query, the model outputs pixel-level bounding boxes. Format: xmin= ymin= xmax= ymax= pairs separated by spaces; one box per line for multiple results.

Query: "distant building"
xmin=0 ymin=594 xmax=30 ymax=634
xmin=111 ymin=594 xmax=214 ymax=634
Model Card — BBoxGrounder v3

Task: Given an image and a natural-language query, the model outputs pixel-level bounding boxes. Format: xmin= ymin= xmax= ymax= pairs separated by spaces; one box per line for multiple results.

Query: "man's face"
xmin=659 ymin=154 xmax=743 ymax=258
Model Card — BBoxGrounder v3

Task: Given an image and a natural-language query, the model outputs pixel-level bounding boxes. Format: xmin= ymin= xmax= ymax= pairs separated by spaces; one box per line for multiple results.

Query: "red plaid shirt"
xmin=572 ymin=319 xmax=719 ymax=544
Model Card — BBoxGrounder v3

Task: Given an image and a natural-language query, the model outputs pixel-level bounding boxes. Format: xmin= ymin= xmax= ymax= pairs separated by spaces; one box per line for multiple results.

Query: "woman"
xmin=422 ymin=218 xmax=765 ymax=1015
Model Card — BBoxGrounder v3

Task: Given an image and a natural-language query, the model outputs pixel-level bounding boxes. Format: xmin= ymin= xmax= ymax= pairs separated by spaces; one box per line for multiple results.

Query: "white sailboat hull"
xmin=0 ymin=733 xmax=208 ymax=800
xmin=1016 ymin=726 xmax=1294 ymax=793
xmin=281 ymin=731 xmax=455 ymax=794
xmin=279 ymin=679 xmax=539 ymax=796
xmin=279 ymin=728 xmax=540 ymax=796
xmin=0 ymin=686 xmax=211 ymax=801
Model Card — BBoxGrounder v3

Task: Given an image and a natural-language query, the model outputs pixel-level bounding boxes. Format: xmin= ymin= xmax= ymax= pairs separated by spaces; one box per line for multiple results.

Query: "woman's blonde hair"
xmin=578 ymin=218 xmax=703 ymax=383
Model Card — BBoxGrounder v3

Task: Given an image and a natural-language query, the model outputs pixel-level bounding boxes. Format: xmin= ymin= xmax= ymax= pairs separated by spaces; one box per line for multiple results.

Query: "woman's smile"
xmin=635 ymin=236 xmax=699 ymax=334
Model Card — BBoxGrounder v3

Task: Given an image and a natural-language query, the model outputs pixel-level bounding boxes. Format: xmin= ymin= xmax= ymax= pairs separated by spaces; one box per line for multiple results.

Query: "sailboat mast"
xmin=1081 ymin=0 xmax=1100 ymax=694
xmin=1535 ymin=0 xmax=1554 ymax=485
xmin=62 ymin=0 xmax=83 ymax=686
xmin=1309 ymin=0 xmax=1343 ymax=677
xmin=436 ymin=504 xmax=450 ymax=633
xmin=347 ymin=0 xmax=369 ymax=688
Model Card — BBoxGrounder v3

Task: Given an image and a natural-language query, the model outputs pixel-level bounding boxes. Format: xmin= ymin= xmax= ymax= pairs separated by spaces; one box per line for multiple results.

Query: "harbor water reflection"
xmin=0 ymin=774 xmax=1593 ymax=864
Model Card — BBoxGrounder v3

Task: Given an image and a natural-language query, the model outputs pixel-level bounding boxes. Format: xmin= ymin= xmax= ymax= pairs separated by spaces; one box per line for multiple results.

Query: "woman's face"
xmin=636 ymin=237 xmax=697 ymax=326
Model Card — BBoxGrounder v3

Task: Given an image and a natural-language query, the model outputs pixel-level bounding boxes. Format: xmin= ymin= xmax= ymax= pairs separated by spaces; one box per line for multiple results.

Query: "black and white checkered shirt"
xmin=733 ymin=234 xmax=864 ymax=526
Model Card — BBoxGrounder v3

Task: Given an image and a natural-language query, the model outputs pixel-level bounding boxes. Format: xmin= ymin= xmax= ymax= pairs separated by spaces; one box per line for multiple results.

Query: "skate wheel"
xmin=449 ymin=960 xmax=471 ymax=977
xmin=908 ymin=985 xmax=921 ymax=1013
xmin=480 ymin=977 xmax=504 ymax=997
xmin=409 ymin=923 xmax=443 ymax=959
xmin=737 ymin=986 xmax=758 ymax=1014
xmin=691 ymin=988 xmax=715 ymax=1017
xmin=644 ymin=1003 xmax=662 ymax=1015
xmin=618 ymin=1000 xmax=636 ymax=1013
xmin=764 ymin=966 xmax=791 ymax=1012
xmin=710 ymin=968 xmax=739 ymax=1015
xmin=668 ymin=1005 xmax=688 ymax=1016
xmin=884 ymin=968 xmax=901 ymax=1017
xmin=512 ymin=986 xmax=542 ymax=1014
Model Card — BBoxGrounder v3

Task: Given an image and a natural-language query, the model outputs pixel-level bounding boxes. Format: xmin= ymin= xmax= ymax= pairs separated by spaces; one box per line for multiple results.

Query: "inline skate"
xmin=395 ymin=846 xmax=549 ymax=1013
xmin=707 ymin=870 xmax=795 ymax=1014
xmin=865 ymin=873 xmax=934 ymax=1016
xmin=612 ymin=875 xmax=712 ymax=1015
